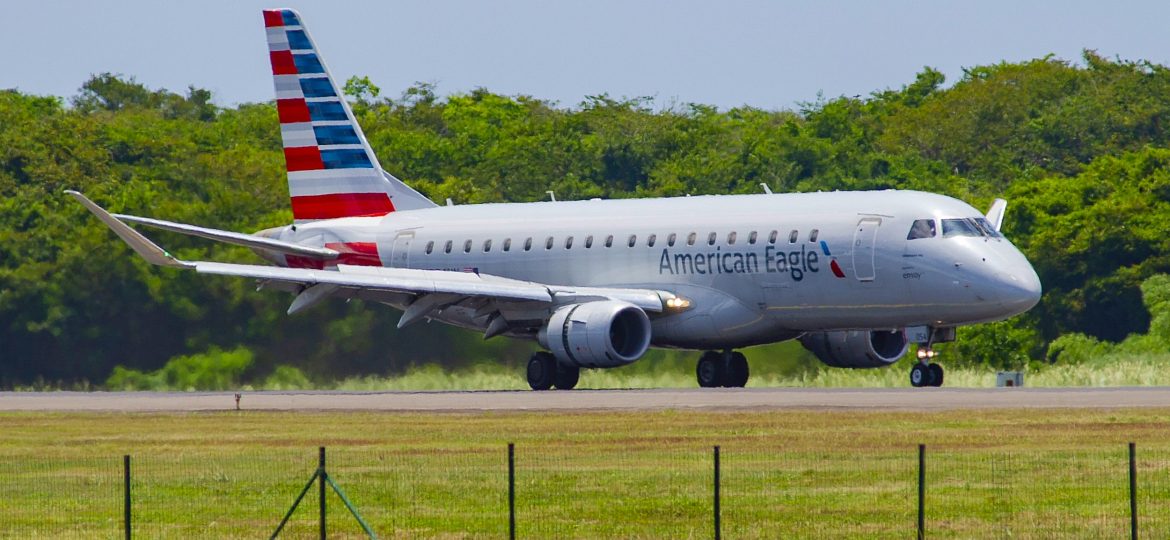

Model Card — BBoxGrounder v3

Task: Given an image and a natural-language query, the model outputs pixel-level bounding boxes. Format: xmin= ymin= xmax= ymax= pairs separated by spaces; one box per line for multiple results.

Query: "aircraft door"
xmin=391 ymin=232 xmax=414 ymax=268
xmin=852 ymin=218 xmax=881 ymax=282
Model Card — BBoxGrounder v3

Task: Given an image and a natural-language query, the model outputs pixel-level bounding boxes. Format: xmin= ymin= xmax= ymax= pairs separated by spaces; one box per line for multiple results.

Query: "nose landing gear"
xmin=910 ymin=346 xmax=944 ymax=387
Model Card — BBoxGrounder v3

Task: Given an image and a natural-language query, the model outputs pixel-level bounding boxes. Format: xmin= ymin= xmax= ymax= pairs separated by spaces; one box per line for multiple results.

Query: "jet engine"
xmin=539 ymin=301 xmax=652 ymax=368
xmin=799 ymin=330 xmax=909 ymax=368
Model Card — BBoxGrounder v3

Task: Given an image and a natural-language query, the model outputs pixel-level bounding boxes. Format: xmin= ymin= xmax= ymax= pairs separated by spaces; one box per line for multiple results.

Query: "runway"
xmin=3 ymin=387 xmax=1170 ymax=412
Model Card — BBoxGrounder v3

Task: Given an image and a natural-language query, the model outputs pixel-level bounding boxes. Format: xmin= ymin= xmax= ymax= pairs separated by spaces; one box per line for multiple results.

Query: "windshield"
xmin=973 ymin=217 xmax=1003 ymax=238
xmin=942 ymin=218 xmax=982 ymax=238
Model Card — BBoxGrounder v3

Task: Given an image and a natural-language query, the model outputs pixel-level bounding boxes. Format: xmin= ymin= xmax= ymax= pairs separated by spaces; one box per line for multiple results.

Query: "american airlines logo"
xmin=658 ymin=241 xmax=847 ymax=282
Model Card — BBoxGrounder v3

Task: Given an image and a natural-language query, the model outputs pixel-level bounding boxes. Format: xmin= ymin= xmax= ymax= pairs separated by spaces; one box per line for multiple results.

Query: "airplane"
xmin=68 ymin=8 xmax=1042 ymax=390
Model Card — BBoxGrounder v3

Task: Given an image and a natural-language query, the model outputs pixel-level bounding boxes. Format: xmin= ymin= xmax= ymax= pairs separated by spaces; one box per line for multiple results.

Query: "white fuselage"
xmin=260 ymin=189 xmax=1042 ymax=350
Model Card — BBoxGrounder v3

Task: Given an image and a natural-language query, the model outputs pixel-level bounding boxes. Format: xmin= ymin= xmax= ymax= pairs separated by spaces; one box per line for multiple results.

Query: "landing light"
xmin=916 ymin=348 xmax=938 ymax=359
xmin=665 ymin=296 xmax=693 ymax=312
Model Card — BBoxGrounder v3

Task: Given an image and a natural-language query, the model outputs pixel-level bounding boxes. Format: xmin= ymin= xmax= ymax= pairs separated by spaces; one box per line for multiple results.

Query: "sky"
xmin=4 ymin=1 xmax=1170 ymax=111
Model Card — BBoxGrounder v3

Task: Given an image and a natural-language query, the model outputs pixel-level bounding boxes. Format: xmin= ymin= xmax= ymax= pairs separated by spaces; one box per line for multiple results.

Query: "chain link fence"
xmin=3 ymin=443 xmax=1168 ymax=538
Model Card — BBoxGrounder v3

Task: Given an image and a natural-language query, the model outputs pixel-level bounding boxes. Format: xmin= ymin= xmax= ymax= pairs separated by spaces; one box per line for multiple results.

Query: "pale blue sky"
xmin=4 ymin=1 xmax=1169 ymax=110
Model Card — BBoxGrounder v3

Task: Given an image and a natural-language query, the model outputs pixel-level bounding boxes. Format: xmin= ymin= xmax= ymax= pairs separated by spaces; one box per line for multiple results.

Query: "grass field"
xmin=318 ymin=351 xmax=1170 ymax=391
xmin=3 ymin=408 xmax=1170 ymax=538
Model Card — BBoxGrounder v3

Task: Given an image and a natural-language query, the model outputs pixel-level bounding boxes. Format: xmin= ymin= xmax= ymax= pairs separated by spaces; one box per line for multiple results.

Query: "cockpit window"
xmin=973 ymin=217 xmax=1002 ymax=238
xmin=907 ymin=219 xmax=936 ymax=240
xmin=942 ymin=218 xmax=982 ymax=238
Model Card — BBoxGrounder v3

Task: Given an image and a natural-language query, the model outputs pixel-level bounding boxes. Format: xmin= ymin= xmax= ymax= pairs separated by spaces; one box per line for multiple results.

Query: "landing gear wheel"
xmin=928 ymin=363 xmax=944 ymax=387
xmin=527 ymin=351 xmax=556 ymax=391
xmin=726 ymin=351 xmax=749 ymax=388
xmin=553 ymin=363 xmax=580 ymax=390
xmin=910 ymin=363 xmax=930 ymax=388
xmin=696 ymin=351 xmax=723 ymax=388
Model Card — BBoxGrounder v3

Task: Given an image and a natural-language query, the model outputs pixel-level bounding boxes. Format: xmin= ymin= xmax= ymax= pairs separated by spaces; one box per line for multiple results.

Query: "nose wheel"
xmin=910 ymin=347 xmax=944 ymax=387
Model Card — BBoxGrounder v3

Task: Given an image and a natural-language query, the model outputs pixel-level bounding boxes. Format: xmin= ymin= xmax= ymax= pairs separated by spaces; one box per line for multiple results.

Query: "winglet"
xmin=985 ymin=198 xmax=1007 ymax=232
xmin=65 ymin=191 xmax=192 ymax=269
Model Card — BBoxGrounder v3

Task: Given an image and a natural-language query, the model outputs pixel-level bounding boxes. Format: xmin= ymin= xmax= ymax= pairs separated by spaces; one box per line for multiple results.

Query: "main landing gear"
xmin=909 ymin=346 xmax=944 ymax=388
xmin=696 ymin=350 xmax=749 ymax=388
xmin=527 ymin=351 xmax=580 ymax=390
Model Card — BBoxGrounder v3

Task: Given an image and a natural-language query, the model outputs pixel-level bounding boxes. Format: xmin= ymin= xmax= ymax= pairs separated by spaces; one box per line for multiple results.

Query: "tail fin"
xmin=263 ymin=8 xmax=436 ymax=222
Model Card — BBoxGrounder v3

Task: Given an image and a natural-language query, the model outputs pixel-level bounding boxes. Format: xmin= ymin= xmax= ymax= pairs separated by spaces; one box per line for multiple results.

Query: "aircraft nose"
xmin=997 ymin=253 xmax=1042 ymax=314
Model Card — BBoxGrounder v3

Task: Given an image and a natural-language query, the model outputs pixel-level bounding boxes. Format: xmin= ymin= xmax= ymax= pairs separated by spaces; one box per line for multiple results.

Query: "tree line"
xmin=3 ymin=51 xmax=1170 ymax=386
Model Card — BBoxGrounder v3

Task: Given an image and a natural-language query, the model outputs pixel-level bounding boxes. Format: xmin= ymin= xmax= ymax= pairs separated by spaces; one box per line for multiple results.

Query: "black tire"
xmin=527 ymin=352 xmax=556 ymax=390
xmin=928 ymin=363 xmax=944 ymax=387
xmin=726 ymin=351 xmax=749 ymax=388
xmin=553 ymin=363 xmax=580 ymax=390
xmin=696 ymin=351 xmax=723 ymax=388
xmin=909 ymin=363 xmax=929 ymax=388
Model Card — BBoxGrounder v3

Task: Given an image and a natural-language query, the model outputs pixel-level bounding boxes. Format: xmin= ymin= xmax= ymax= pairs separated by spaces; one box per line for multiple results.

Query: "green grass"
xmin=316 ymin=351 xmax=1170 ymax=391
xmin=2 ymin=409 xmax=1170 ymax=538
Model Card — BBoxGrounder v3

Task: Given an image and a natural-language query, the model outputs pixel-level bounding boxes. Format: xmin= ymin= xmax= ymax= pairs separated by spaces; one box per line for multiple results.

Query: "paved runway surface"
xmin=3 ymin=387 xmax=1170 ymax=412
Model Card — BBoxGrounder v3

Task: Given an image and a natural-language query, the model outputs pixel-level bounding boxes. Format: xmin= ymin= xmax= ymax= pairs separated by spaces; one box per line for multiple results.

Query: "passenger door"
xmin=852 ymin=218 xmax=881 ymax=282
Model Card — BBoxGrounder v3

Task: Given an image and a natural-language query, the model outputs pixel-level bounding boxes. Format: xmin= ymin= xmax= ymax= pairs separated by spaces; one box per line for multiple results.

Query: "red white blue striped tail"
xmin=263 ymin=8 xmax=435 ymax=222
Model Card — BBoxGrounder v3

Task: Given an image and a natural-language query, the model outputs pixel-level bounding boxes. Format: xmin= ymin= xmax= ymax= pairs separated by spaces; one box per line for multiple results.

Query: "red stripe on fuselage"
xmin=290 ymin=193 xmax=395 ymax=220
xmin=285 ymin=242 xmax=383 ymax=269
xmin=269 ymin=50 xmax=297 ymax=75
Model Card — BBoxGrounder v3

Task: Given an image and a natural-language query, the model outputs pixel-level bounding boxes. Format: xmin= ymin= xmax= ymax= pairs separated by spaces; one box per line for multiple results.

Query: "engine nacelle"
xmin=799 ymin=330 xmax=909 ymax=368
xmin=539 ymin=301 xmax=652 ymax=368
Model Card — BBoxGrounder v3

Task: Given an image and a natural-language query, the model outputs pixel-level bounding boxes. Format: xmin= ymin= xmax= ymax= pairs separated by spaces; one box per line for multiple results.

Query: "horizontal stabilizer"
xmin=113 ymin=214 xmax=339 ymax=259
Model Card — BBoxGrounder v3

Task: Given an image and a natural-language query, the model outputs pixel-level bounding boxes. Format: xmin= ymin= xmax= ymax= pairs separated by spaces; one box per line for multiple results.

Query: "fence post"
xmin=714 ymin=445 xmax=721 ymax=540
xmin=1129 ymin=442 xmax=1137 ymax=540
xmin=319 ymin=446 xmax=326 ymax=540
xmin=508 ymin=443 xmax=516 ymax=540
xmin=123 ymin=454 xmax=131 ymax=540
xmin=917 ymin=444 xmax=925 ymax=540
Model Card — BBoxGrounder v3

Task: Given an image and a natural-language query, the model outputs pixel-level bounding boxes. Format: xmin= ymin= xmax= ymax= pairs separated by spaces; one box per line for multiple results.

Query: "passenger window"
xmin=647 ymin=234 xmax=657 ymax=247
xmin=748 ymin=231 xmax=758 ymax=244
xmin=727 ymin=231 xmax=737 ymax=245
xmin=707 ymin=232 xmax=717 ymax=246
xmin=907 ymin=219 xmax=936 ymax=240
xmin=444 ymin=240 xmax=453 ymax=254
xmin=768 ymin=230 xmax=778 ymax=244
xmin=585 ymin=235 xmax=594 ymax=248
xmin=687 ymin=232 xmax=697 ymax=246
xmin=463 ymin=240 xmax=472 ymax=253
xmin=942 ymin=218 xmax=980 ymax=238
xmin=483 ymin=239 xmax=492 ymax=252
xmin=524 ymin=237 xmax=533 ymax=251
xmin=545 ymin=237 xmax=554 ymax=250
xmin=809 ymin=229 xmax=819 ymax=243
xmin=668 ymin=233 xmax=677 ymax=247
xmin=628 ymin=235 xmax=637 ymax=247
xmin=565 ymin=236 xmax=573 ymax=249
xmin=605 ymin=235 xmax=614 ymax=248
xmin=503 ymin=238 xmax=512 ymax=252
xmin=425 ymin=241 xmax=434 ymax=254
xmin=788 ymin=230 xmax=799 ymax=244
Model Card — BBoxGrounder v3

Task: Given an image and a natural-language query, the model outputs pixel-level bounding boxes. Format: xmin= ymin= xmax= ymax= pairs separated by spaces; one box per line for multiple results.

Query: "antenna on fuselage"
xmin=546 ymin=191 xmax=557 ymax=202
xmin=446 ymin=198 xmax=454 ymax=207
xmin=760 ymin=183 xmax=773 ymax=194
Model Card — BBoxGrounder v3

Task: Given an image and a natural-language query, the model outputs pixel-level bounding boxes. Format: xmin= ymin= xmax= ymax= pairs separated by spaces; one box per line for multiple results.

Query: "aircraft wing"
xmin=68 ymin=191 xmax=670 ymax=321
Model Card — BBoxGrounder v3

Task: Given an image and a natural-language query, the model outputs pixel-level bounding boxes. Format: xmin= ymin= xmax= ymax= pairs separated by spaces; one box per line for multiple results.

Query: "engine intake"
xmin=539 ymin=301 xmax=652 ymax=368
xmin=799 ymin=330 xmax=908 ymax=368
